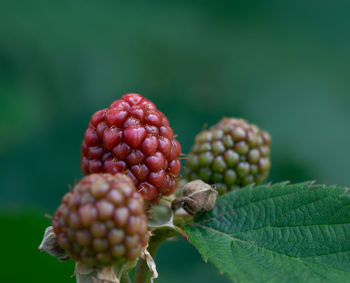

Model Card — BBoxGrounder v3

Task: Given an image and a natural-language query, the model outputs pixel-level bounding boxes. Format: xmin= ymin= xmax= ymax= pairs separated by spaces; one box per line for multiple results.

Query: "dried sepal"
xmin=172 ymin=180 xmax=218 ymax=215
xmin=75 ymin=262 xmax=131 ymax=283
xmin=95 ymin=266 xmax=118 ymax=283
xmin=140 ymin=243 xmax=158 ymax=283
xmin=38 ymin=226 xmax=68 ymax=261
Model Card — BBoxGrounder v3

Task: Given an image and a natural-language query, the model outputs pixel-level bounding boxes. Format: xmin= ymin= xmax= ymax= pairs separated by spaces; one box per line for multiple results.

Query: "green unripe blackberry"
xmin=186 ymin=118 xmax=271 ymax=194
xmin=52 ymin=173 xmax=148 ymax=267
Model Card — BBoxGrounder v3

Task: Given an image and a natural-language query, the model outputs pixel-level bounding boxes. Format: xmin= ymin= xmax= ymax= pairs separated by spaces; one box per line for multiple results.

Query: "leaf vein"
xmin=191 ymin=223 xmax=350 ymax=276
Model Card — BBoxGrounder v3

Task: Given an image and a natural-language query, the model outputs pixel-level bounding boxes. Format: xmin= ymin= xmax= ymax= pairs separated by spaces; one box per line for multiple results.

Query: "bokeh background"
xmin=1 ymin=1 xmax=350 ymax=282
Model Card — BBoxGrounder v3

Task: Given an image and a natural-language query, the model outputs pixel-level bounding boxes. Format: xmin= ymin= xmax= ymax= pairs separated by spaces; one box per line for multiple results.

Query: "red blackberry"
xmin=52 ymin=173 xmax=148 ymax=267
xmin=81 ymin=93 xmax=181 ymax=203
xmin=186 ymin=118 xmax=271 ymax=194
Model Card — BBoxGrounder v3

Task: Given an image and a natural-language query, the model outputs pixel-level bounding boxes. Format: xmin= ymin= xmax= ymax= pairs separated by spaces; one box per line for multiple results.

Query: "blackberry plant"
xmin=40 ymin=94 xmax=350 ymax=283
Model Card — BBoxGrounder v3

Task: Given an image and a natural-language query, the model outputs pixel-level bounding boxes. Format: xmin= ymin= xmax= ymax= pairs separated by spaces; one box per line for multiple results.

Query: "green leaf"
xmin=185 ymin=182 xmax=350 ymax=283
xmin=148 ymin=204 xmax=174 ymax=228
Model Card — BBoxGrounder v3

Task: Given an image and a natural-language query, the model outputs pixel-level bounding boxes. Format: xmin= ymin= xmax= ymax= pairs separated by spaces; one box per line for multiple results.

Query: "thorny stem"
xmin=134 ymin=228 xmax=176 ymax=283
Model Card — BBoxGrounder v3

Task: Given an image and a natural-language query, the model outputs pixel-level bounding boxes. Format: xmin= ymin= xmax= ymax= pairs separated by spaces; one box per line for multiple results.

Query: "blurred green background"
xmin=1 ymin=0 xmax=350 ymax=282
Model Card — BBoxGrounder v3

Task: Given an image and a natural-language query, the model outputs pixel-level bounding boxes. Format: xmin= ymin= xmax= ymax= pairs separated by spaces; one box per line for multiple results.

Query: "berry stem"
xmin=121 ymin=273 xmax=132 ymax=283
xmin=134 ymin=259 xmax=150 ymax=283
xmin=134 ymin=228 xmax=176 ymax=283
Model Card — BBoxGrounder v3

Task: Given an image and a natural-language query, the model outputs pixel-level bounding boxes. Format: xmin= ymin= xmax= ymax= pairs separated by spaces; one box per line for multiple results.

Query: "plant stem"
xmin=134 ymin=228 xmax=176 ymax=283
xmin=134 ymin=258 xmax=150 ymax=283
xmin=121 ymin=273 xmax=132 ymax=283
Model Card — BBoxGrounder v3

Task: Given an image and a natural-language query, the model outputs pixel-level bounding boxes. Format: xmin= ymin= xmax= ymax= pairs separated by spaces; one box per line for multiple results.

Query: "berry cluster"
xmin=50 ymin=94 xmax=272 ymax=270
xmin=186 ymin=118 xmax=271 ymax=194
xmin=52 ymin=173 xmax=148 ymax=267
xmin=81 ymin=93 xmax=181 ymax=203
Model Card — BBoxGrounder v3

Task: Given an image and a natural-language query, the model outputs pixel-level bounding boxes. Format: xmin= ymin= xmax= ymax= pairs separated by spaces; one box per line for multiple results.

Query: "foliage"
xmin=186 ymin=183 xmax=350 ymax=282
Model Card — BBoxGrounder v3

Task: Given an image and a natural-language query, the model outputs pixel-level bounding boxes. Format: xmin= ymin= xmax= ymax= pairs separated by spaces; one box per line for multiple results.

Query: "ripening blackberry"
xmin=185 ymin=118 xmax=271 ymax=194
xmin=81 ymin=93 xmax=181 ymax=203
xmin=52 ymin=173 xmax=148 ymax=267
